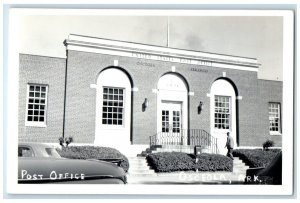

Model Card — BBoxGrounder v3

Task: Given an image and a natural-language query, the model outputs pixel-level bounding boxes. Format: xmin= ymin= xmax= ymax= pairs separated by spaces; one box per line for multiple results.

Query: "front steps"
xmin=232 ymin=157 xmax=249 ymax=176
xmin=126 ymin=155 xmax=249 ymax=184
xmin=127 ymin=156 xmax=156 ymax=179
xmin=138 ymin=145 xmax=212 ymax=156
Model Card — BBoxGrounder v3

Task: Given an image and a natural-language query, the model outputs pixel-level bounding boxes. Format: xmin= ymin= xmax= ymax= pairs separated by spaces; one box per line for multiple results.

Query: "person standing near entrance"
xmin=225 ymin=132 xmax=234 ymax=160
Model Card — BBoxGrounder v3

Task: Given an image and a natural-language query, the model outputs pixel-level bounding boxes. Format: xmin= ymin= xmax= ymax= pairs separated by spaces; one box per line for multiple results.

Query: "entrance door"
xmin=160 ymin=102 xmax=183 ymax=145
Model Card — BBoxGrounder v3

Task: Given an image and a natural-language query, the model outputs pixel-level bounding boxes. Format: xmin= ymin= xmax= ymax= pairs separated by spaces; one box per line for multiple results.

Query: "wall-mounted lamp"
xmin=198 ymin=101 xmax=203 ymax=114
xmin=142 ymin=98 xmax=149 ymax=112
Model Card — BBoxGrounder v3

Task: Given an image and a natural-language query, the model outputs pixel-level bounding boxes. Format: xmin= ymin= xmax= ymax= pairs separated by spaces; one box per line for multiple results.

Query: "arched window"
xmin=210 ymin=79 xmax=237 ymax=153
xmin=95 ymin=68 xmax=132 ymax=146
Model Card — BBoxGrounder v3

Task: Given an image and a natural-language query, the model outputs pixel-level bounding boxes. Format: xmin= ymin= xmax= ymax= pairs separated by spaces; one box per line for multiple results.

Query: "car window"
xmin=45 ymin=148 xmax=61 ymax=158
xmin=18 ymin=147 xmax=34 ymax=157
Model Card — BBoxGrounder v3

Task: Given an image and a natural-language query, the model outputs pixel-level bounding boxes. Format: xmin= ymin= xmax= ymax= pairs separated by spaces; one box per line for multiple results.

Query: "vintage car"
xmin=18 ymin=143 xmax=127 ymax=184
xmin=244 ymin=151 xmax=282 ymax=185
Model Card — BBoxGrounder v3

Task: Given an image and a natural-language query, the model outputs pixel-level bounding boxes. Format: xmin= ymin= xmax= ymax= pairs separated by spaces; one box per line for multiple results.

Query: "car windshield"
xmin=45 ymin=148 xmax=61 ymax=158
xmin=18 ymin=147 xmax=34 ymax=157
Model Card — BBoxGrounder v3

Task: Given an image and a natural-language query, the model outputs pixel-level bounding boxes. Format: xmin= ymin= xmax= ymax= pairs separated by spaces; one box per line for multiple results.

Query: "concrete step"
xmin=234 ymin=164 xmax=249 ymax=168
xmin=128 ymin=156 xmax=147 ymax=159
xmin=128 ymin=169 xmax=155 ymax=174
xmin=128 ymin=160 xmax=148 ymax=163
xmin=233 ymin=159 xmax=243 ymax=163
xmin=154 ymin=148 xmax=194 ymax=153
xmin=161 ymin=145 xmax=194 ymax=149
xmin=127 ymin=156 xmax=155 ymax=177
xmin=129 ymin=167 xmax=153 ymax=171
xmin=127 ymin=173 xmax=158 ymax=178
xmin=232 ymin=157 xmax=249 ymax=176
xmin=128 ymin=158 xmax=148 ymax=162
xmin=129 ymin=163 xmax=150 ymax=168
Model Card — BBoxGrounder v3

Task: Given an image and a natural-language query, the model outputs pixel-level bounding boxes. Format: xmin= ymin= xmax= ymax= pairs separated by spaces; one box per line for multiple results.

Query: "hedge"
xmin=195 ymin=153 xmax=233 ymax=172
xmin=57 ymin=146 xmax=129 ymax=172
xmin=233 ymin=149 xmax=281 ymax=168
xmin=146 ymin=152 xmax=233 ymax=172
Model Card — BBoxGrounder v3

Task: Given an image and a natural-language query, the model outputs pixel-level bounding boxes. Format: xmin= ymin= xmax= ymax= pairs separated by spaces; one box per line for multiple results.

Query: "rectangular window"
xmin=26 ymin=84 xmax=48 ymax=127
xmin=214 ymin=95 xmax=230 ymax=129
xmin=269 ymin=103 xmax=281 ymax=134
xmin=102 ymin=87 xmax=124 ymax=125
xmin=162 ymin=110 xmax=169 ymax=132
xmin=172 ymin=111 xmax=181 ymax=133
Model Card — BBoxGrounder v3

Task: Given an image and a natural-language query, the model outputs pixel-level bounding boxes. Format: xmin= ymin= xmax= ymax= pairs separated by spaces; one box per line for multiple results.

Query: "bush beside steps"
xmin=233 ymin=149 xmax=281 ymax=168
xmin=146 ymin=152 xmax=233 ymax=173
xmin=57 ymin=146 xmax=129 ymax=172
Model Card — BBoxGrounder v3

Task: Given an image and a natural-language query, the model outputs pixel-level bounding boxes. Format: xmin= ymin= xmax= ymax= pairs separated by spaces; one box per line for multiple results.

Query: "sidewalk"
xmin=127 ymin=171 xmax=246 ymax=184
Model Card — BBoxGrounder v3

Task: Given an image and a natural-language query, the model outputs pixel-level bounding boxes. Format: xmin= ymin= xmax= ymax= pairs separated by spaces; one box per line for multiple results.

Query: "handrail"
xmin=149 ymin=129 xmax=219 ymax=154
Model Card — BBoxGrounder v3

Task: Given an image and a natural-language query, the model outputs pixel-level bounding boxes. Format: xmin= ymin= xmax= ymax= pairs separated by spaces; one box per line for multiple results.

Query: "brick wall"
xmin=256 ymin=79 xmax=283 ymax=147
xmin=64 ymin=50 xmax=282 ymax=146
xmin=19 ymin=52 xmax=282 ymax=147
xmin=19 ymin=54 xmax=66 ymax=143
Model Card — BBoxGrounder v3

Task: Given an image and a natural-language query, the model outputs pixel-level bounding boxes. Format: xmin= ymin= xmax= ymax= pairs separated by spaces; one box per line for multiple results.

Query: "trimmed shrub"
xmin=147 ymin=152 xmax=194 ymax=172
xmin=233 ymin=149 xmax=281 ymax=168
xmin=57 ymin=146 xmax=129 ymax=172
xmin=262 ymin=139 xmax=274 ymax=150
xmin=196 ymin=153 xmax=233 ymax=172
xmin=147 ymin=152 xmax=232 ymax=172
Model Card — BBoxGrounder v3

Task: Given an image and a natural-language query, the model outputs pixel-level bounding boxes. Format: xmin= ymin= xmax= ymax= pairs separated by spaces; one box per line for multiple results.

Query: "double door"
xmin=160 ymin=102 xmax=183 ymax=144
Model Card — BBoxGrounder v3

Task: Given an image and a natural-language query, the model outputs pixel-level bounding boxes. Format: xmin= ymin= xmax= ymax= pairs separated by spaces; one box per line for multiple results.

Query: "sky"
xmin=17 ymin=14 xmax=283 ymax=81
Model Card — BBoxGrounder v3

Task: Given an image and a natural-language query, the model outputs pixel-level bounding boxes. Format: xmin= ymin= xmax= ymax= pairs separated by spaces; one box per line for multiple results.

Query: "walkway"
xmin=127 ymin=157 xmax=249 ymax=184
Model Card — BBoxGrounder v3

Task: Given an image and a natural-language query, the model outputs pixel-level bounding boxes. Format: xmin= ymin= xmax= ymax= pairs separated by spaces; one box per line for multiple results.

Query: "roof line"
xmin=68 ymin=33 xmax=258 ymax=60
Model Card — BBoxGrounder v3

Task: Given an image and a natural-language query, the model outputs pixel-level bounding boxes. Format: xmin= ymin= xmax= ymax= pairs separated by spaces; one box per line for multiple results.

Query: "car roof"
xmin=19 ymin=142 xmax=57 ymax=148
xmin=18 ymin=142 xmax=60 ymax=157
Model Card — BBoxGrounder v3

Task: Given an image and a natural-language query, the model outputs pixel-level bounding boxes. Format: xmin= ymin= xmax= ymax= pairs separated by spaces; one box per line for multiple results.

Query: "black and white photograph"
xmin=4 ymin=7 xmax=294 ymax=196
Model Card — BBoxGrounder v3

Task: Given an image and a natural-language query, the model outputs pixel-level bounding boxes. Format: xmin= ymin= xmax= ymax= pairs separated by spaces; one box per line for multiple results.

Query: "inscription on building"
xmin=132 ymin=52 xmax=212 ymax=67
xmin=191 ymin=67 xmax=208 ymax=73
xmin=137 ymin=61 xmax=155 ymax=67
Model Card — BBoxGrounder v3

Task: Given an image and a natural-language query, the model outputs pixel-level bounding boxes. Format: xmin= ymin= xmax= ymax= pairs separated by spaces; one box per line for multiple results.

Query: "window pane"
xmin=26 ymin=84 xmax=47 ymax=124
xmin=214 ymin=96 xmax=231 ymax=129
xmin=269 ymin=103 xmax=281 ymax=133
xmin=102 ymin=87 xmax=124 ymax=125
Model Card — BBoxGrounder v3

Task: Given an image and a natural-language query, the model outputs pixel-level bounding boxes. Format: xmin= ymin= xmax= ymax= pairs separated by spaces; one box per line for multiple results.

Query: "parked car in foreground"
xmin=245 ymin=151 xmax=282 ymax=185
xmin=18 ymin=143 xmax=127 ymax=184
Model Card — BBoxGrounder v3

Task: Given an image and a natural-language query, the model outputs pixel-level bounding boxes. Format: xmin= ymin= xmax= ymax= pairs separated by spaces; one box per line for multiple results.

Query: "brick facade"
xmin=18 ymin=41 xmax=282 ymax=148
xmin=19 ymin=54 xmax=66 ymax=142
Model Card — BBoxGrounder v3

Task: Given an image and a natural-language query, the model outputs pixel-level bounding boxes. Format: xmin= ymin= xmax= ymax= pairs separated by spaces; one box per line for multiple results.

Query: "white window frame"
xmin=25 ymin=84 xmax=48 ymax=127
xmin=269 ymin=102 xmax=281 ymax=135
xmin=214 ymin=95 xmax=231 ymax=130
xmin=101 ymin=86 xmax=125 ymax=126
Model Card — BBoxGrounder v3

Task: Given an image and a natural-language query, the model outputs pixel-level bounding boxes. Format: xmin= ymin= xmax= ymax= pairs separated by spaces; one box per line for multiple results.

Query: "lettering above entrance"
xmin=132 ymin=52 xmax=212 ymax=67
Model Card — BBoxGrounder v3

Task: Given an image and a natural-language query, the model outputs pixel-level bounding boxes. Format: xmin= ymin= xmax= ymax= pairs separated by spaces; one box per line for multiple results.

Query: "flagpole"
xmin=167 ymin=16 xmax=169 ymax=47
